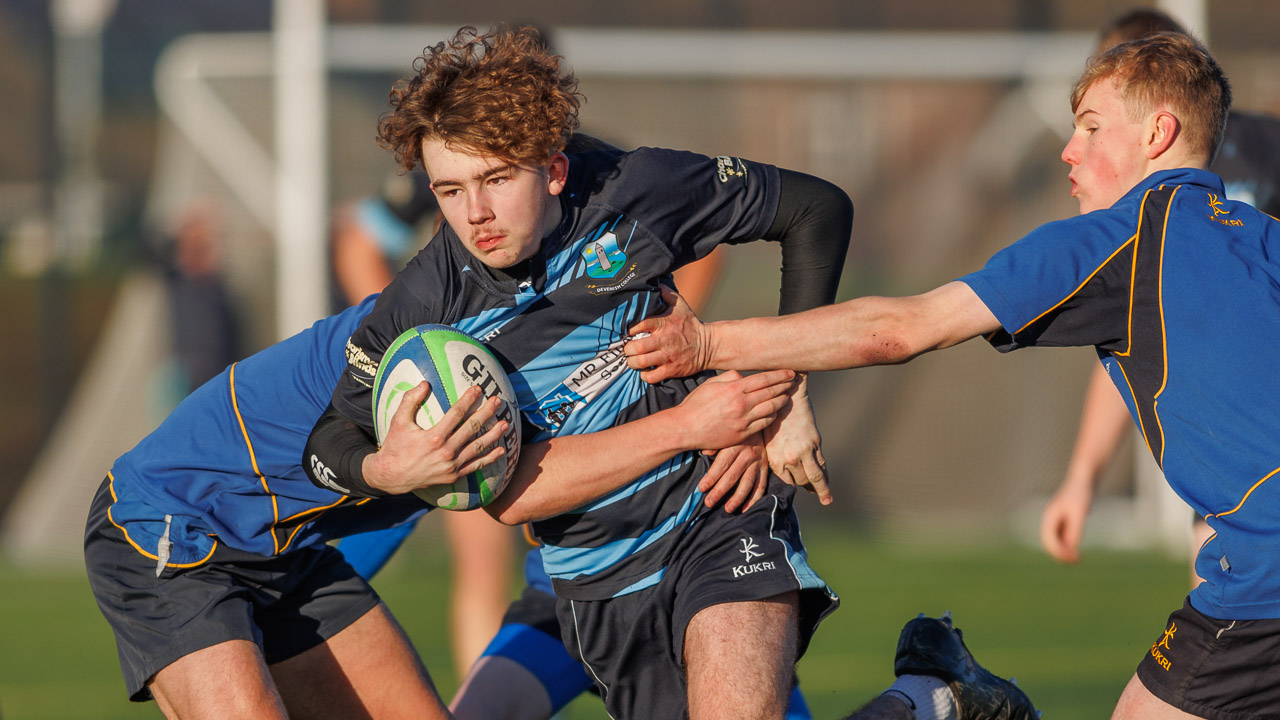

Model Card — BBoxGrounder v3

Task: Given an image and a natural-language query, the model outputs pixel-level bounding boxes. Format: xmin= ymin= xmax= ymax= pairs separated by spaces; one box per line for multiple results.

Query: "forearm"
xmin=486 ymin=411 xmax=695 ymax=524
xmin=304 ymin=404 xmax=385 ymax=498
xmin=766 ymin=169 xmax=853 ymax=315
xmin=1061 ymin=363 xmax=1131 ymax=491
xmin=706 ymin=282 xmax=998 ymax=372
xmin=707 ymin=298 xmax=915 ymax=371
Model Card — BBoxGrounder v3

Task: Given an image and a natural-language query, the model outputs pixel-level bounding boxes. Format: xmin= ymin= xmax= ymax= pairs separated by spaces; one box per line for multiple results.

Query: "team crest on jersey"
xmin=582 ymin=232 xmax=628 ymax=279
xmin=581 ymin=225 xmax=640 ymax=295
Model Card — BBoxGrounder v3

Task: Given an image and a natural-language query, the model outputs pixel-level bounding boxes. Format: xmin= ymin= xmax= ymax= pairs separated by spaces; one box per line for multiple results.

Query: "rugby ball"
xmin=372 ymin=324 xmax=521 ymax=510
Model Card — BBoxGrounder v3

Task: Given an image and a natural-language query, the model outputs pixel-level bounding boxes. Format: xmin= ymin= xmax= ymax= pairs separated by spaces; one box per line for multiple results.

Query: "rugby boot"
xmin=893 ymin=612 xmax=1041 ymax=720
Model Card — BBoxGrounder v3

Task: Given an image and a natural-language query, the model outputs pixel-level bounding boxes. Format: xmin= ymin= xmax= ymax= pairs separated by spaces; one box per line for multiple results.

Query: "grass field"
xmin=0 ymin=521 xmax=1188 ymax=719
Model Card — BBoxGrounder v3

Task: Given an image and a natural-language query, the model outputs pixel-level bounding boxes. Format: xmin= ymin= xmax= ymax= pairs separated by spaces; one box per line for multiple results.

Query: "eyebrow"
xmin=429 ymin=164 xmax=514 ymax=190
xmin=1072 ymin=108 xmax=1099 ymax=126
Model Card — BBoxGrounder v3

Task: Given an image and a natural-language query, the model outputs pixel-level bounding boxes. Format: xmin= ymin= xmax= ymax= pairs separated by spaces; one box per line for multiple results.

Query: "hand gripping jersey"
xmin=960 ymin=168 xmax=1280 ymax=620
xmin=105 ymin=295 xmax=430 ymax=569
xmin=332 ymin=147 xmax=806 ymax=601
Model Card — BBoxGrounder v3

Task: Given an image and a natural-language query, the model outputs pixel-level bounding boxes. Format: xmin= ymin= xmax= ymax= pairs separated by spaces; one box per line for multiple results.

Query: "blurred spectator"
xmin=330 ymin=169 xmax=438 ymax=310
xmin=160 ymin=202 xmax=239 ymax=397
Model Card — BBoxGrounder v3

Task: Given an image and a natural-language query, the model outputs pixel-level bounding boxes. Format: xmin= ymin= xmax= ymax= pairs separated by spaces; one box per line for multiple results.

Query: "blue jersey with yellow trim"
xmin=960 ymin=168 xmax=1280 ymax=620
xmin=332 ymin=147 xmax=781 ymax=600
xmin=106 ymin=294 xmax=430 ymax=567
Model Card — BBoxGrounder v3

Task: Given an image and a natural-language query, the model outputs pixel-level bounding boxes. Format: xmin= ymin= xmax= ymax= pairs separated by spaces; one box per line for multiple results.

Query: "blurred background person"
xmin=154 ymin=200 xmax=240 ymax=408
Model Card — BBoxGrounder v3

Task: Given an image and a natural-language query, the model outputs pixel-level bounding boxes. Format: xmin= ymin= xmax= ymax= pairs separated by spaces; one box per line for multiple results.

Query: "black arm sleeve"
xmin=758 ymin=168 xmax=854 ymax=314
xmin=302 ymin=403 xmax=388 ymax=498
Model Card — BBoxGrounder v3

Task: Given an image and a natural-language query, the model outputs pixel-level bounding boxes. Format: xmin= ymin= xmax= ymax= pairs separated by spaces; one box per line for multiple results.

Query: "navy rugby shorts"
xmin=554 ymin=478 xmax=838 ymax=719
xmin=83 ymin=478 xmax=380 ymax=701
xmin=1137 ymin=597 xmax=1280 ymax=720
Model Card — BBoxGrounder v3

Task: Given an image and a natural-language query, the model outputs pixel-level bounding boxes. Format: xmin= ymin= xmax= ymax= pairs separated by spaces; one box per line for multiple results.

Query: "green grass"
xmin=0 ymin=524 xmax=1187 ymax=719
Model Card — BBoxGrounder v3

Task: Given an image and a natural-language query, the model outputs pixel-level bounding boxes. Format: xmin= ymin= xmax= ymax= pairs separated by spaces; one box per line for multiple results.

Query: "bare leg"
xmin=271 ymin=603 xmax=451 ymax=720
xmin=150 ymin=639 xmax=289 ymax=720
xmin=444 ymin=509 xmax=516 ymax=674
xmin=1110 ymin=673 xmax=1204 ymax=720
xmin=684 ymin=592 xmax=798 ymax=720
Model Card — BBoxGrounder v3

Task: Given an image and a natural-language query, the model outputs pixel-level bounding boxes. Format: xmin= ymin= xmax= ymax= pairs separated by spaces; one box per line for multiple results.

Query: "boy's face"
xmin=422 ymin=138 xmax=568 ymax=268
xmin=1060 ymin=77 xmax=1151 ymax=214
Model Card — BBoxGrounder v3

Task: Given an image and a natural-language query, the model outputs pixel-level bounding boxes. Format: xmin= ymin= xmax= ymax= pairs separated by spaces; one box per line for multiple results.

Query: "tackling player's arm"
xmin=626 ymin=280 xmax=1001 ymax=375
xmin=734 ymin=168 xmax=853 ymax=503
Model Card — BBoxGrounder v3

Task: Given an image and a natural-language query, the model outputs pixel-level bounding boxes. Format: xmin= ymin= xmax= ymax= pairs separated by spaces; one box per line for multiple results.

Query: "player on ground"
xmin=1041 ymin=7 xmax=1280 ymax=587
xmin=304 ymin=25 xmax=850 ymax=719
xmin=84 ymin=292 xmax=792 ymax=718
xmin=628 ymin=31 xmax=1277 ymax=720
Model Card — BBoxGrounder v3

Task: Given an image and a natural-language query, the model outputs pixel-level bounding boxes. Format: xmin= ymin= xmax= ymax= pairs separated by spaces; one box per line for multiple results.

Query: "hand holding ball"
xmin=372 ymin=325 xmax=521 ymax=509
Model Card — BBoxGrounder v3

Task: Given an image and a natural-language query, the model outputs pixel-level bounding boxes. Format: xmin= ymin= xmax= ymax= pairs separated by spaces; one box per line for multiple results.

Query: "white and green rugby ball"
xmin=372 ymin=324 xmax=520 ymax=510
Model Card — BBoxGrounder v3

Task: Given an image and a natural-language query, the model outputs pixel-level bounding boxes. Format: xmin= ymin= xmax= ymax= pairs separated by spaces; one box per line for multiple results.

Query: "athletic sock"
xmin=881 ymin=674 xmax=958 ymax=720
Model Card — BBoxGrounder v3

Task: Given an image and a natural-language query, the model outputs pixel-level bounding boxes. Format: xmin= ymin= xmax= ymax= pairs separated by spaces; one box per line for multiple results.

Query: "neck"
xmin=541 ymin=194 xmax=564 ymax=240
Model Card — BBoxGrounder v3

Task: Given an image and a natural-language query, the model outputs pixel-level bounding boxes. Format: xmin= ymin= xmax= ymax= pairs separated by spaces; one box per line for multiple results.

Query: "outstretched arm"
xmin=487 ymin=369 xmax=796 ymax=524
xmin=626 ymin=280 xmax=1002 ymax=378
xmin=737 ymin=169 xmax=852 ymax=503
xmin=1040 ymin=363 xmax=1131 ymax=564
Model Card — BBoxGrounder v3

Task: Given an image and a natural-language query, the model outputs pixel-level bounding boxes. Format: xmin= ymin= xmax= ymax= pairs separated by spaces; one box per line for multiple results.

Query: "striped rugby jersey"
xmin=961 ymin=168 xmax=1280 ymax=620
xmin=331 ymin=147 xmax=782 ymax=600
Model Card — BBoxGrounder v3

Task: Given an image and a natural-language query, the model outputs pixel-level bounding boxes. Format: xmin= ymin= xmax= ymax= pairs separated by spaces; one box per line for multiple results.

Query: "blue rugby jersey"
xmin=331 ymin=147 xmax=782 ymax=600
xmin=105 ymin=294 xmax=430 ymax=568
xmin=960 ymin=168 xmax=1280 ymax=620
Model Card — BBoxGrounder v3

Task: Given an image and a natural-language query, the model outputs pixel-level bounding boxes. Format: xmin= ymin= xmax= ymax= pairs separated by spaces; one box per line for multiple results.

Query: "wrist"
xmin=792 ymin=371 xmax=809 ymax=396
xmin=358 ymin=449 xmax=393 ymax=494
xmin=1060 ymin=470 xmax=1099 ymax=494
xmin=704 ymin=321 xmax=730 ymax=370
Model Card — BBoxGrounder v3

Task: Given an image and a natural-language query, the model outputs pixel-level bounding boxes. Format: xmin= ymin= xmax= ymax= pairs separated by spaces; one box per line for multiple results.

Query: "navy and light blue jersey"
xmin=332 ymin=147 xmax=781 ymax=600
xmin=105 ymin=294 xmax=431 ymax=568
xmin=960 ymin=168 xmax=1280 ymax=620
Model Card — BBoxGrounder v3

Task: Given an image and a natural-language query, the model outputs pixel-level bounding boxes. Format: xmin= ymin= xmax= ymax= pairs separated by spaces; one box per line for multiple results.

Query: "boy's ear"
xmin=547 ymin=152 xmax=569 ymax=196
xmin=1146 ymin=110 xmax=1180 ymax=160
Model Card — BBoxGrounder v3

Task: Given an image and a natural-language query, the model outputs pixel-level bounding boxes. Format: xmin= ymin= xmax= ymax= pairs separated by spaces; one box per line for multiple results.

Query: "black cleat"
xmin=894 ymin=612 xmax=1041 ymax=720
